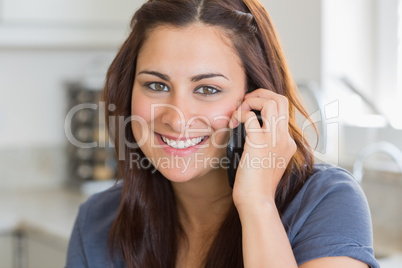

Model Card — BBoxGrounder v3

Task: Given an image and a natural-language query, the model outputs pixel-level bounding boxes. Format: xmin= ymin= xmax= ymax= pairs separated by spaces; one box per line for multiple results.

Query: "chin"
xmin=156 ymin=165 xmax=211 ymax=184
xmin=157 ymin=170 xmax=197 ymax=183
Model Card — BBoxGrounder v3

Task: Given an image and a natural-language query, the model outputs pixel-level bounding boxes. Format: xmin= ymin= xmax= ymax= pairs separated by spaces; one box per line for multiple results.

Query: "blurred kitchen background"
xmin=0 ymin=0 xmax=401 ymax=267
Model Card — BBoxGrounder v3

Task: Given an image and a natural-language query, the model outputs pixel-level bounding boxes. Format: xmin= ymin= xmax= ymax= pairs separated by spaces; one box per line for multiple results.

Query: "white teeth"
xmin=191 ymin=137 xmax=202 ymax=145
xmin=161 ymin=135 xmax=205 ymax=149
xmin=177 ymin=140 xmax=185 ymax=149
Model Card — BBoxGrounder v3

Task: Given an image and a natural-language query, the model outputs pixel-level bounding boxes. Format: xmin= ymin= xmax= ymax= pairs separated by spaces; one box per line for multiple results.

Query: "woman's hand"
xmin=229 ymin=88 xmax=297 ymax=210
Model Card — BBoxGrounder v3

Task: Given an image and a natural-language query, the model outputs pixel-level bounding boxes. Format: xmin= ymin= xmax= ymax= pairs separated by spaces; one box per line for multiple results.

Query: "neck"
xmin=171 ymin=168 xmax=233 ymax=233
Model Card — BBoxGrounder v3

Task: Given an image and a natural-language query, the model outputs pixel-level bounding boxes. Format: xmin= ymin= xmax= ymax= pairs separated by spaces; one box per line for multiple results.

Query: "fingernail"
xmin=229 ymin=119 xmax=234 ymax=129
xmin=229 ymin=118 xmax=239 ymax=129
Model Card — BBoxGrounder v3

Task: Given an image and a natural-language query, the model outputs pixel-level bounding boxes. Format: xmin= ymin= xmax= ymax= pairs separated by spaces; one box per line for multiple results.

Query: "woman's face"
xmin=131 ymin=23 xmax=246 ymax=183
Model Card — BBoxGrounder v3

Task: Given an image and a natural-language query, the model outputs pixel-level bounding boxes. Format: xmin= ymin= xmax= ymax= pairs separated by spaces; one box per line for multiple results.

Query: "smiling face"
xmin=131 ymin=23 xmax=246 ymax=183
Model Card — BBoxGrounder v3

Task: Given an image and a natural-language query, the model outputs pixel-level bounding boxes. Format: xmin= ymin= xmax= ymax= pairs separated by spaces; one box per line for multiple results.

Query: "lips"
xmin=161 ymin=135 xmax=206 ymax=149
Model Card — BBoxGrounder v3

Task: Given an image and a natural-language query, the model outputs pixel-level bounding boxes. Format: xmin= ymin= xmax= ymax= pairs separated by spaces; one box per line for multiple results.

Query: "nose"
xmin=160 ymin=95 xmax=193 ymax=133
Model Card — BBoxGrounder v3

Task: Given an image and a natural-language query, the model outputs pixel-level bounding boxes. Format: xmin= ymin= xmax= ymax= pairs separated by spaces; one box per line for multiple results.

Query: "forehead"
xmin=136 ymin=23 xmax=244 ymax=76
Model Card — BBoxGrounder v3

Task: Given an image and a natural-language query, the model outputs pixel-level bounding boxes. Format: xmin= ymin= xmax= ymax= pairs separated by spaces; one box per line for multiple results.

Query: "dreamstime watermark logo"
xmin=64 ymin=100 xmax=340 ymax=166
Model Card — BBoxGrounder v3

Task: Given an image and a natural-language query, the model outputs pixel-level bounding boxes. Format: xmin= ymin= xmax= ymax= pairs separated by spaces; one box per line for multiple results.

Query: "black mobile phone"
xmin=226 ymin=110 xmax=262 ymax=188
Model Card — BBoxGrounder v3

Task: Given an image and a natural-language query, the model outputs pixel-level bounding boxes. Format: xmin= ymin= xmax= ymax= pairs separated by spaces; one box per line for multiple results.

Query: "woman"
xmin=66 ymin=0 xmax=379 ymax=267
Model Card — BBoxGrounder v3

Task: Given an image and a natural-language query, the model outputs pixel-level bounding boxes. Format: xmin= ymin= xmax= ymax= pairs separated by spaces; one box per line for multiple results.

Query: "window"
xmin=321 ymin=0 xmax=402 ymax=169
xmin=376 ymin=0 xmax=402 ymax=128
xmin=398 ymin=0 xmax=402 ymax=107
xmin=322 ymin=0 xmax=402 ymax=129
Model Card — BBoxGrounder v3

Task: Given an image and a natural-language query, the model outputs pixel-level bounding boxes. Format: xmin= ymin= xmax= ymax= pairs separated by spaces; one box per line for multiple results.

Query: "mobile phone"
xmin=226 ymin=110 xmax=262 ymax=188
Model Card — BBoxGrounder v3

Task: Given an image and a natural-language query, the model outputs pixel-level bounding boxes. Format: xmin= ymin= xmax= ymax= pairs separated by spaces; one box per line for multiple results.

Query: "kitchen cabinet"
xmin=26 ymin=233 xmax=67 ymax=268
xmin=0 ymin=189 xmax=86 ymax=268
xmin=0 ymin=230 xmax=68 ymax=268
xmin=0 ymin=233 xmax=13 ymax=268
xmin=0 ymin=0 xmax=142 ymax=48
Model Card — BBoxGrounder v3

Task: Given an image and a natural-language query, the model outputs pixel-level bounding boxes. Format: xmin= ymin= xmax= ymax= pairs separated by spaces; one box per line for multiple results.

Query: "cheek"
xmin=206 ymin=100 xmax=238 ymax=146
xmin=131 ymin=92 xmax=153 ymax=142
xmin=207 ymin=96 xmax=241 ymax=129
xmin=208 ymin=107 xmax=231 ymax=129
xmin=132 ymin=105 xmax=151 ymax=123
xmin=131 ymin=90 xmax=151 ymax=120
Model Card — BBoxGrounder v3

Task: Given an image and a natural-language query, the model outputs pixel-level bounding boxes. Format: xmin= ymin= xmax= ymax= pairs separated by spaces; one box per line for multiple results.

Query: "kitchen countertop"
xmin=0 ymin=187 xmax=87 ymax=242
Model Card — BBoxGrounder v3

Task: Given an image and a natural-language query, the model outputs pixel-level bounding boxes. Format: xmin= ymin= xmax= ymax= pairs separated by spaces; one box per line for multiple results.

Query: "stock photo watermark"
xmin=64 ymin=100 xmax=340 ymax=167
xmin=129 ymin=151 xmax=287 ymax=174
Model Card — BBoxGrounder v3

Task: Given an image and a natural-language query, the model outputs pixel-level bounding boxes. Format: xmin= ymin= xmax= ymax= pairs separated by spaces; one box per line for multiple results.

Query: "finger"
xmin=262 ymin=99 xmax=278 ymax=133
xmin=245 ymin=89 xmax=288 ymax=114
xmin=231 ymin=97 xmax=267 ymax=130
xmin=244 ymin=88 xmax=277 ymax=100
xmin=229 ymin=110 xmax=240 ymax=129
xmin=239 ymin=97 xmax=266 ymax=113
xmin=240 ymin=97 xmax=280 ymax=132
xmin=229 ymin=98 xmax=264 ymax=129
xmin=233 ymin=110 xmax=262 ymax=132
xmin=244 ymin=98 xmax=290 ymax=149
xmin=237 ymin=110 xmax=269 ymax=150
xmin=246 ymin=89 xmax=289 ymax=129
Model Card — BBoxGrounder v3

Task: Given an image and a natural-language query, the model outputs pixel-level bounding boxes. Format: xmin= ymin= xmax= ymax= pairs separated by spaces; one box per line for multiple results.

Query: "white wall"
xmin=0 ymin=0 xmax=135 ymax=188
xmin=0 ymin=0 xmax=142 ymax=150
xmin=322 ymin=0 xmax=375 ymax=97
xmin=375 ymin=0 xmax=401 ymax=126
xmin=0 ymin=50 xmax=117 ymax=189
xmin=0 ymin=49 xmax=116 ymax=148
xmin=263 ymin=0 xmax=378 ymax=97
xmin=262 ymin=0 xmax=323 ymax=85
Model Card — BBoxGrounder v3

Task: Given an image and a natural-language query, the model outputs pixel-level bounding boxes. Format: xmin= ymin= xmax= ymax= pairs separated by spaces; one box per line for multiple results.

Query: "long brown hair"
xmin=104 ymin=0 xmax=315 ymax=267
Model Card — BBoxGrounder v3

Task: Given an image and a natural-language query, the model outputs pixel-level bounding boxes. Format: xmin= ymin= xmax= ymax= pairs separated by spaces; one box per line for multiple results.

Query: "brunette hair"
xmin=104 ymin=0 xmax=315 ymax=267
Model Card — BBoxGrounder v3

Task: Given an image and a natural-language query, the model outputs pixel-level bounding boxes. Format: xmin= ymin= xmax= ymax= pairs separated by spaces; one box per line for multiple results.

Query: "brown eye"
xmin=196 ymin=86 xmax=219 ymax=95
xmin=149 ymin=82 xmax=168 ymax=92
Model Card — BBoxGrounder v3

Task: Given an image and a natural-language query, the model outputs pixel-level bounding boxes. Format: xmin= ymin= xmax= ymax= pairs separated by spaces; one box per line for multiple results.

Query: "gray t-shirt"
xmin=66 ymin=164 xmax=380 ymax=267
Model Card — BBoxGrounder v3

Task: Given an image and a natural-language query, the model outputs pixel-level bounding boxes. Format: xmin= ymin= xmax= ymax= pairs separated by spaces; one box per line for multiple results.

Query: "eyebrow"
xmin=137 ymin=70 xmax=170 ymax=81
xmin=137 ymin=70 xmax=229 ymax=82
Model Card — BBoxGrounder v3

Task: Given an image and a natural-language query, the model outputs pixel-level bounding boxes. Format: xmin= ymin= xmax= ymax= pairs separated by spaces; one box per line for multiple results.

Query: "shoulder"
xmin=282 ymin=163 xmax=379 ymax=267
xmin=76 ymin=182 xmax=122 ymax=248
xmin=282 ymin=163 xmax=369 ymax=233
xmin=80 ymin=182 xmax=123 ymax=218
xmin=67 ymin=182 xmax=124 ymax=267
xmin=302 ymin=163 xmax=361 ymax=194
xmin=295 ymin=163 xmax=364 ymax=207
xmin=283 ymin=164 xmax=367 ymax=224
